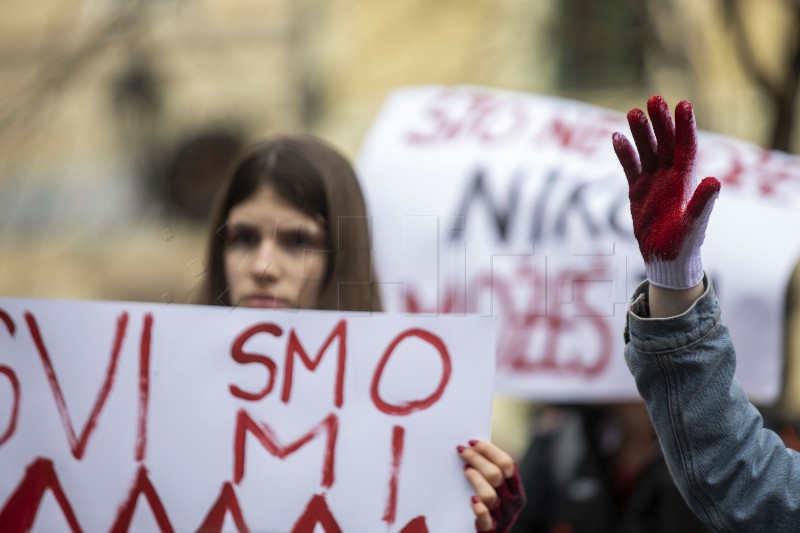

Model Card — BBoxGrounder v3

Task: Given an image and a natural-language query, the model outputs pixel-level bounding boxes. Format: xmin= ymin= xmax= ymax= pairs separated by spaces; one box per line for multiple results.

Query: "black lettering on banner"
xmin=448 ymin=168 xmax=524 ymax=243
xmin=529 ymin=170 xmax=559 ymax=244
xmin=553 ymin=180 xmax=606 ymax=239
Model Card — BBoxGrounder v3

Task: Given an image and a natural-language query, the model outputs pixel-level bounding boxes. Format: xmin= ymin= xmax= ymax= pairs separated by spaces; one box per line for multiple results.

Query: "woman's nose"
xmin=249 ymin=240 xmax=281 ymax=282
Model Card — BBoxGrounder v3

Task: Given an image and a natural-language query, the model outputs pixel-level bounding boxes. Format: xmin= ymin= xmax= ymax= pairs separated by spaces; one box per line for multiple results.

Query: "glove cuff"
xmin=646 ymin=255 xmax=704 ymax=290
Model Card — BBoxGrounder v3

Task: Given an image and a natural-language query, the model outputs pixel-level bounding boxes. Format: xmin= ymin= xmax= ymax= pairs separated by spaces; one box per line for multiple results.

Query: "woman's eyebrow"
xmin=226 ymin=221 xmax=259 ymax=231
xmin=274 ymin=225 xmax=325 ymax=241
xmin=274 ymin=218 xmax=324 ymax=233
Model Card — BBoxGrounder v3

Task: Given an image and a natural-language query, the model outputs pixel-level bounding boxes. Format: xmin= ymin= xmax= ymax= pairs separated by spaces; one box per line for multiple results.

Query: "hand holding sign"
xmin=459 ymin=440 xmax=525 ymax=532
xmin=612 ymin=96 xmax=721 ymax=289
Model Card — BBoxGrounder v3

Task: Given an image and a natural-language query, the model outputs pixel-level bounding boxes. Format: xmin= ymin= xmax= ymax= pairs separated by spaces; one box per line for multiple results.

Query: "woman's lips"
xmin=238 ymin=296 xmax=292 ymax=309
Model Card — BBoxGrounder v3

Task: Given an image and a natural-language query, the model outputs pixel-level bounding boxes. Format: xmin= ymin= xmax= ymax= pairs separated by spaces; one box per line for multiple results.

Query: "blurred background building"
xmin=2 ymin=0 xmax=800 ymax=454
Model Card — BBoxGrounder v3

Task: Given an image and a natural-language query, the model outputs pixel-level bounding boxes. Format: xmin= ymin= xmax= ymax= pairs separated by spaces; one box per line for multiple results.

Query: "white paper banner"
xmin=0 ymin=298 xmax=495 ymax=532
xmin=357 ymin=85 xmax=800 ymax=403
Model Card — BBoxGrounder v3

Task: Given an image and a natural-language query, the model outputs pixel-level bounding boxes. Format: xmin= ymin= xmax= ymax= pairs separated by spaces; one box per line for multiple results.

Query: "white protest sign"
xmin=357 ymin=85 xmax=800 ymax=403
xmin=0 ymin=298 xmax=495 ymax=532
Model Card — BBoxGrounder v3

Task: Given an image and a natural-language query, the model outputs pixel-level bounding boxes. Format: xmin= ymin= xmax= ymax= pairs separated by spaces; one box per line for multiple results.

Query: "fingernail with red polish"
xmin=464 ymin=463 xmax=471 ymax=471
xmin=471 ymin=495 xmax=479 ymax=504
xmin=469 ymin=439 xmax=479 ymax=446
xmin=457 ymin=445 xmax=466 ymax=453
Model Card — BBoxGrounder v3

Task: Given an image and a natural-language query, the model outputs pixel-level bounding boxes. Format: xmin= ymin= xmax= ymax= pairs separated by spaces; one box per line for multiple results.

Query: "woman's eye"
xmin=279 ymin=230 xmax=318 ymax=250
xmin=228 ymin=230 xmax=260 ymax=247
xmin=292 ymin=232 xmax=310 ymax=247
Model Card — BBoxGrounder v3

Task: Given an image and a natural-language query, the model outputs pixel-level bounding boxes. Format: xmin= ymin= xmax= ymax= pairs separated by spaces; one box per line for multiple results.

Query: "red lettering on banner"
xmin=0 ymin=457 xmax=83 ymax=532
xmin=25 ymin=311 xmax=129 ymax=460
xmin=282 ymin=320 xmax=347 ymax=408
xmin=370 ymin=329 xmax=451 ymax=415
xmin=539 ymin=114 xmax=620 ymax=155
xmin=406 ymin=89 xmax=528 ymax=145
xmin=403 ymin=260 xmax=613 ymax=378
xmin=705 ymin=140 xmax=747 ymax=189
xmin=110 ymin=464 xmax=174 ymax=533
xmin=290 ymin=494 xmax=429 ymax=533
xmin=702 ymin=140 xmax=800 ymax=199
xmin=233 ymin=410 xmax=338 ymax=487
xmin=502 ymin=266 xmax=612 ymax=377
xmin=0 ymin=310 xmax=14 ymax=336
xmin=382 ymin=425 xmax=405 ymax=525
xmin=747 ymin=150 xmax=800 ymax=197
xmin=197 ymin=481 xmax=250 ymax=533
xmin=408 ymin=286 xmax=466 ymax=315
xmin=136 ymin=313 xmax=153 ymax=462
xmin=229 ymin=323 xmax=283 ymax=401
xmin=0 ymin=366 xmax=19 ymax=446
xmin=399 ymin=516 xmax=430 ymax=532
xmin=0 ymin=309 xmax=19 ymax=447
xmin=469 ymin=97 xmax=528 ymax=144
xmin=0 ymin=310 xmax=19 ymax=446
xmin=405 ymin=288 xmax=464 ymax=315
xmin=290 ymin=493 xmax=342 ymax=533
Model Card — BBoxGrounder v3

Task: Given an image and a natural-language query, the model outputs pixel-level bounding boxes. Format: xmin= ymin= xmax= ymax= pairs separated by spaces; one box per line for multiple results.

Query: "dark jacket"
xmin=509 ymin=407 xmax=712 ymax=533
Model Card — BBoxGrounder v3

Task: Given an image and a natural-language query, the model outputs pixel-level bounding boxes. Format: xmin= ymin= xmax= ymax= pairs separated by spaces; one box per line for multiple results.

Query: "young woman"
xmin=613 ymin=96 xmax=800 ymax=531
xmin=198 ymin=133 xmax=525 ymax=532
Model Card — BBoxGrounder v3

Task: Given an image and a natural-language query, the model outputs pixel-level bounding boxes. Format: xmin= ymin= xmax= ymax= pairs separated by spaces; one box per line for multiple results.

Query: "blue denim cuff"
xmin=624 ymin=274 xmax=722 ymax=356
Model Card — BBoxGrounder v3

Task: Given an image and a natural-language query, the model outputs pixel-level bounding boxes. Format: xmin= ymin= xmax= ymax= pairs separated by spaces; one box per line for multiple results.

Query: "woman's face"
xmin=223 ymin=185 xmax=327 ymax=309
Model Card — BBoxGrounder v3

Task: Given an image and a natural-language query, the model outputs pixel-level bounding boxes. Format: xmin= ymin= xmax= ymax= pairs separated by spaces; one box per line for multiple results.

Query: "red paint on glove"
xmin=612 ymin=96 xmax=721 ymax=289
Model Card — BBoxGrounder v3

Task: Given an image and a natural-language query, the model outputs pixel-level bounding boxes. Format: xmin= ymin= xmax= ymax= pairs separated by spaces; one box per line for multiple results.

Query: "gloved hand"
xmin=612 ymin=95 xmax=721 ymax=290
xmin=459 ymin=440 xmax=526 ymax=533
xmin=477 ymin=467 xmax=525 ymax=533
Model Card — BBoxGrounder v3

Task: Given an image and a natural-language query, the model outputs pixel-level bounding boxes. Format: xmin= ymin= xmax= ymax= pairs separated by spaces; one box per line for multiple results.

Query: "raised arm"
xmin=613 ymin=96 xmax=800 ymax=531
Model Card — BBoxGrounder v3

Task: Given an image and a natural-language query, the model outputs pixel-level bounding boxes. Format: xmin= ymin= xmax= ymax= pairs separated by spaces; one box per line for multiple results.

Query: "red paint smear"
xmin=196 ymin=481 xmax=250 ymax=533
xmin=370 ymin=328 xmax=452 ymax=416
xmin=25 ymin=311 xmax=129 ymax=460
xmin=110 ymin=465 xmax=174 ymax=533
xmin=382 ymin=425 xmax=405 ymax=525
xmin=0 ymin=457 xmax=83 ymax=532
xmin=282 ymin=320 xmax=347 ymax=408
xmin=290 ymin=493 xmax=343 ymax=533
xmin=0 ymin=366 xmax=20 ymax=446
xmin=233 ymin=410 xmax=338 ymax=488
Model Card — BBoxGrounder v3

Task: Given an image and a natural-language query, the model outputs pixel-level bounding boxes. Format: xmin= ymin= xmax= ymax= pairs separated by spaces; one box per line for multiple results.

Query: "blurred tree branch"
xmin=0 ymin=12 xmax=139 ymax=129
xmin=721 ymin=0 xmax=800 ymax=151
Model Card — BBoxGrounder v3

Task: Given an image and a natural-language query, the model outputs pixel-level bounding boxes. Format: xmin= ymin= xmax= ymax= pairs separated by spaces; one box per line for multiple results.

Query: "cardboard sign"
xmin=0 ymin=298 xmax=495 ymax=532
xmin=357 ymin=85 xmax=800 ymax=403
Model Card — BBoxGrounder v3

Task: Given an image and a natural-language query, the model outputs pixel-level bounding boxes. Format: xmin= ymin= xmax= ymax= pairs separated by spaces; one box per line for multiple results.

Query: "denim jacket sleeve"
xmin=624 ymin=276 xmax=800 ymax=532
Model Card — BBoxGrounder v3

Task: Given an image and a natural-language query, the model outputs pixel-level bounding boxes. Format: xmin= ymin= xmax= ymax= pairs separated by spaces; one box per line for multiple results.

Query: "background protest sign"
xmin=0 ymin=298 xmax=495 ymax=532
xmin=357 ymin=85 xmax=800 ymax=403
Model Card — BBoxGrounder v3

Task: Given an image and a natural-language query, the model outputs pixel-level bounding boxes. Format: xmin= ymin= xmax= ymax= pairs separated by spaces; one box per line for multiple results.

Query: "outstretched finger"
xmin=612 ymin=132 xmax=642 ymax=184
xmin=627 ymin=107 xmax=658 ymax=174
xmin=684 ymin=177 xmax=721 ymax=221
xmin=647 ymin=95 xmax=676 ymax=169
xmin=674 ymin=100 xmax=699 ymax=176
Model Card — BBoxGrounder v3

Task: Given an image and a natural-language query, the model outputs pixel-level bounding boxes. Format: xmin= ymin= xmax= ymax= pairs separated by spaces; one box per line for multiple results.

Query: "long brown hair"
xmin=198 ymin=134 xmax=382 ymax=312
